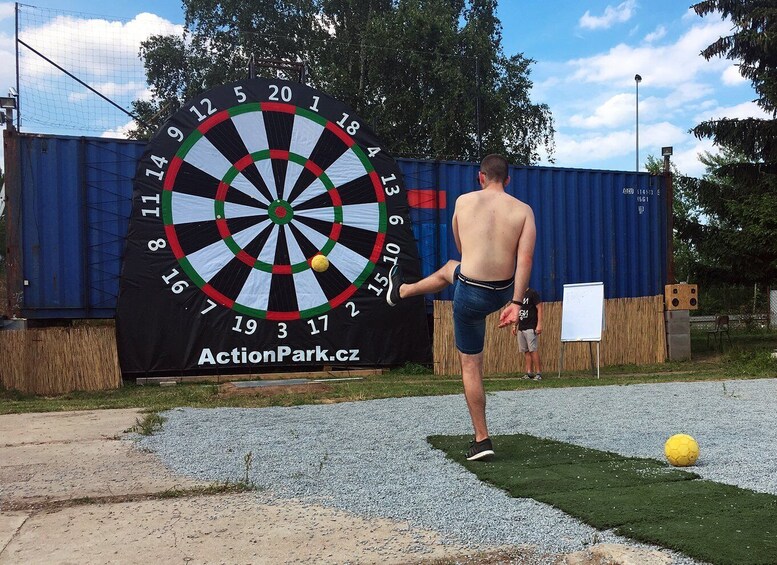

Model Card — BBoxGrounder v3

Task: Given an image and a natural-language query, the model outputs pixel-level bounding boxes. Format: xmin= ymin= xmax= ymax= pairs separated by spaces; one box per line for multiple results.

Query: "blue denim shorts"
xmin=452 ymin=265 xmax=514 ymax=354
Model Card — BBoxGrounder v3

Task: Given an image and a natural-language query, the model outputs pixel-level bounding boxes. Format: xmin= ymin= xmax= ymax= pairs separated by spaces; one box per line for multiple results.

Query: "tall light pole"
xmin=635 ymin=74 xmax=642 ymax=172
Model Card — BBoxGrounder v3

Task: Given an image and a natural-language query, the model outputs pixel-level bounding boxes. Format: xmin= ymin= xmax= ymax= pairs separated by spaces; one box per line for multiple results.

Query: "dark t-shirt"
xmin=518 ymin=288 xmax=541 ymax=331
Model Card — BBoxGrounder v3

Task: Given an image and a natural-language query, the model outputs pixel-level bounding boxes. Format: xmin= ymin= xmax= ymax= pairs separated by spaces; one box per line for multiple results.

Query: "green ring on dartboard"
xmin=159 ymin=101 xmax=388 ymax=320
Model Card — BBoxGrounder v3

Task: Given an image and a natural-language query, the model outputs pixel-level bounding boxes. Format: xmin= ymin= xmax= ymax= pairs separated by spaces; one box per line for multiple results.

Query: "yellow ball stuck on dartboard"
xmin=311 ymin=254 xmax=330 ymax=272
xmin=664 ymin=434 xmax=700 ymax=467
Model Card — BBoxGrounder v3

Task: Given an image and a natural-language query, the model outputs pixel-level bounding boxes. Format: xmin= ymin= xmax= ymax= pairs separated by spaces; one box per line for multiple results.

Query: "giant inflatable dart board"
xmin=116 ymin=78 xmax=430 ymax=376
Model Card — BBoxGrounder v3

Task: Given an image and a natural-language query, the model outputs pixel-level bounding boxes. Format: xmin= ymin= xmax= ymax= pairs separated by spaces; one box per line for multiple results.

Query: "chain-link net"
xmin=16 ymin=4 xmax=181 ymax=136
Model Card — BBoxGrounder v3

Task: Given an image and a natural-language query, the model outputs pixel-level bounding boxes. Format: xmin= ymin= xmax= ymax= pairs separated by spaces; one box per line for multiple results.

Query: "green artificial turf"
xmin=428 ymin=434 xmax=777 ymax=565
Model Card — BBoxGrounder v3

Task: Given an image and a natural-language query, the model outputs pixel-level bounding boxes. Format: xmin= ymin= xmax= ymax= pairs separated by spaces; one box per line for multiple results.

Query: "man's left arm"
xmin=498 ymin=207 xmax=536 ymax=328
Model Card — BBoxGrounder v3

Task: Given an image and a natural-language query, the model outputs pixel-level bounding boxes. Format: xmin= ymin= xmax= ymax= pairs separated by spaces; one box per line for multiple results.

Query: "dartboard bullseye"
xmin=116 ymin=78 xmax=431 ymax=376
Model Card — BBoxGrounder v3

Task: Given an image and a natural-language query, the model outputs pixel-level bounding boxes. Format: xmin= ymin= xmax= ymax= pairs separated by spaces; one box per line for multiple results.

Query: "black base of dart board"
xmin=116 ymin=78 xmax=431 ymax=376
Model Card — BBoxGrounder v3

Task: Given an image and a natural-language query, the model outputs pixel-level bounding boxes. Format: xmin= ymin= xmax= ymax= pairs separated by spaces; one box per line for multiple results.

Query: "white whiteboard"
xmin=560 ymin=282 xmax=605 ymax=342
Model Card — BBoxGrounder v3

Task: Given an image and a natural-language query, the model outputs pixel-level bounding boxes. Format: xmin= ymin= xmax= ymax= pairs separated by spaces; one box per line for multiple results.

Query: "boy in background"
xmin=512 ymin=287 xmax=542 ymax=380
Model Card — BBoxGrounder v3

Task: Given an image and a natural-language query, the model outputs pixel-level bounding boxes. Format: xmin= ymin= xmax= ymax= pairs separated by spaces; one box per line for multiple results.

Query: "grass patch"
xmin=429 ymin=434 xmax=777 ymax=565
xmin=5 ymin=482 xmax=258 ymax=513
xmin=127 ymin=411 xmax=166 ymax=436
xmin=156 ymin=481 xmax=257 ymax=498
xmin=0 ymin=331 xmax=774 ymax=415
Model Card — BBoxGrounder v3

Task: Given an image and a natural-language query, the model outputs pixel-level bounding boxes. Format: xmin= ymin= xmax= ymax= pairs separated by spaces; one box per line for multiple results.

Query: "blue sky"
xmin=0 ymin=1 xmax=768 ymax=177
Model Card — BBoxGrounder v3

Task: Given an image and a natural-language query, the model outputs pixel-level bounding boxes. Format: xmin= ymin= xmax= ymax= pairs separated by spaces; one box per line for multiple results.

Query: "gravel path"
xmin=137 ymin=377 xmax=777 ymax=563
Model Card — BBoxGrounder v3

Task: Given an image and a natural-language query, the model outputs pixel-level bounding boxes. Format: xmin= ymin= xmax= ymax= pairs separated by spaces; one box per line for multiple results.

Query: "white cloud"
xmin=693 ymin=100 xmax=769 ymax=122
xmin=524 ymin=5 xmax=763 ymax=178
xmin=640 ymin=121 xmax=689 ymax=151
xmin=135 ymin=86 xmax=154 ymax=102
xmin=19 ymin=12 xmax=183 ymax=80
xmin=559 ymin=81 xmax=712 ymax=136
xmin=721 ymin=65 xmax=747 ymax=86
xmin=681 ymin=6 xmax=703 ymax=22
xmin=0 ymin=2 xmax=14 ymax=21
xmin=644 ymin=25 xmax=667 ymax=43
xmin=567 ymin=18 xmax=732 ymax=88
xmin=569 ymin=93 xmax=635 ymax=129
xmin=672 ymin=139 xmax=717 ymax=177
xmin=0 ymin=37 xmax=14 ymax=97
xmin=67 ymin=81 xmax=149 ymax=103
xmin=551 ymin=130 xmax=635 ymax=168
xmin=547 ymin=121 xmax=689 ymax=169
xmin=579 ymin=0 xmax=637 ymax=30
xmin=101 ymin=118 xmax=136 ymax=139
xmin=663 ymin=82 xmax=715 ymax=109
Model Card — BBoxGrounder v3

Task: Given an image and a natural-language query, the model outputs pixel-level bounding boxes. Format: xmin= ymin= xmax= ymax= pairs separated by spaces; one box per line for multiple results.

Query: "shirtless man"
xmin=386 ymin=154 xmax=536 ymax=460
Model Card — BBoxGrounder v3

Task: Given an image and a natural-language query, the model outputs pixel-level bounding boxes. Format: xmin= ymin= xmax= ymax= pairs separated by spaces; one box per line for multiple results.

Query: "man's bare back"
xmin=453 ymin=189 xmax=534 ymax=282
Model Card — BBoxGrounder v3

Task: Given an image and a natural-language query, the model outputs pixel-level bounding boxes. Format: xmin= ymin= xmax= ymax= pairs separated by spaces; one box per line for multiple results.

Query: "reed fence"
xmin=0 ymin=326 xmax=121 ymax=394
xmin=433 ymin=295 xmax=666 ymax=376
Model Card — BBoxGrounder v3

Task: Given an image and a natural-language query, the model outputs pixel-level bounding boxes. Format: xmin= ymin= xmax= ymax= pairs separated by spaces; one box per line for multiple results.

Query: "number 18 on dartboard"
xmin=116 ymin=78 xmax=431 ymax=377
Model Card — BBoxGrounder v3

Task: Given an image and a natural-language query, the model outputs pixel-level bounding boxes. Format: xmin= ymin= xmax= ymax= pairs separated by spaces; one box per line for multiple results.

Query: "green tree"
xmin=130 ymin=0 xmax=554 ymax=165
xmin=690 ymin=1 xmax=777 ymax=285
xmin=129 ymin=0 xmax=323 ymax=139
xmin=693 ymin=148 xmax=777 ymax=285
xmin=645 ymin=155 xmax=701 ymax=283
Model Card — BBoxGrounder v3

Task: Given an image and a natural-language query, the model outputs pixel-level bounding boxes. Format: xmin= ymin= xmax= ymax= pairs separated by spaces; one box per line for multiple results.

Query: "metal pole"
xmin=475 ymin=57 xmax=482 ymax=160
xmin=15 ymin=2 xmax=20 ymax=130
xmin=635 ymin=74 xmax=642 ymax=172
xmin=4 ymin=127 xmax=23 ymax=316
xmin=665 ymin=168 xmax=675 ymax=284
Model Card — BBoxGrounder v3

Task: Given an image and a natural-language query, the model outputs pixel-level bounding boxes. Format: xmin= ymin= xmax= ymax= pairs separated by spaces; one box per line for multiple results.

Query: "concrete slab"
xmin=0 ymin=409 xmax=145 ymax=447
xmin=0 ymin=409 xmax=474 ymax=564
xmin=0 ymin=440 xmax=205 ymax=508
xmin=230 ymin=378 xmax=311 ymax=387
xmin=0 ymin=407 xmax=206 ymax=509
xmin=0 ymin=494 xmax=466 ymax=565
xmin=0 ymin=512 xmax=27 ymax=555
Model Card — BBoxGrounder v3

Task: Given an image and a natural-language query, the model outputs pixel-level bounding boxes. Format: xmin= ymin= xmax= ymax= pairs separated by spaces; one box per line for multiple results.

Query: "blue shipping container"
xmin=8 ymin=134 xmax=667 ymax=318
xmin=399 ymin=158 xmax=668 ymax=303
xmin=11 ymin=134 xmax=145 ymax=317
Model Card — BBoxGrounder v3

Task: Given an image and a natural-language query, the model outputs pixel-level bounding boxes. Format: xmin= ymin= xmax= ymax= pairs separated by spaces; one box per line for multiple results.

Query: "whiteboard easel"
xmin=558 ymin=282 xmax=605 ymax=379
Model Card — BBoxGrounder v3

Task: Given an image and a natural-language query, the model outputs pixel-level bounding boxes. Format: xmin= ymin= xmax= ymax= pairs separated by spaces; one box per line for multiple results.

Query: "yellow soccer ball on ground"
xmin=311 ymin=254 xmax=329 ymax=272
xmin=664 ymin=433 xmax=699 ymax=467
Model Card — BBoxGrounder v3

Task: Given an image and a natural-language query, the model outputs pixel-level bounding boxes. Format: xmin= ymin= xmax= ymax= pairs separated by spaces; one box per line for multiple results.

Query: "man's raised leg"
xmin=387 ymin=260 xmax=459 ymax=305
